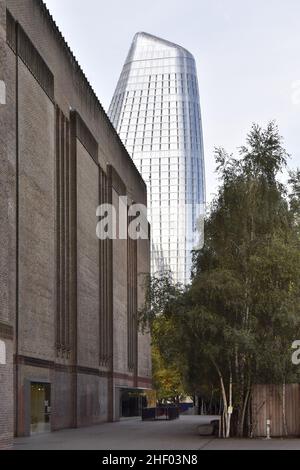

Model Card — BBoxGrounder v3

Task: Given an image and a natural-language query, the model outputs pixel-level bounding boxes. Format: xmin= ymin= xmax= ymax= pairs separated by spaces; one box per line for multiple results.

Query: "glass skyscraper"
xmin=109 ymin=32 xmax=205 ymax=284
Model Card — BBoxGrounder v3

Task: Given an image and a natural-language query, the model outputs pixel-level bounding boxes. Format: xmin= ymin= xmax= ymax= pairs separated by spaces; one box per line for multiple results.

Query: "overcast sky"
xmin=44 ymin=0 xmax=300 ymax=202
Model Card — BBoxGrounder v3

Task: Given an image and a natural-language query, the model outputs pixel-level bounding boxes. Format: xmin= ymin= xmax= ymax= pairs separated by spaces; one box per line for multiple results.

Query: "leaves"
xmin=141 ymin=122 xmax=300 ymax=434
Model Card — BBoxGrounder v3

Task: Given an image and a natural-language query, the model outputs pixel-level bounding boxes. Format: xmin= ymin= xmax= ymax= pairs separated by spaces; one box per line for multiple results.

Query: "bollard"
xmin=0 ymin=80 xmax=6 ymax=105
xmin=266 ymin=419 xmax=271 ymax=439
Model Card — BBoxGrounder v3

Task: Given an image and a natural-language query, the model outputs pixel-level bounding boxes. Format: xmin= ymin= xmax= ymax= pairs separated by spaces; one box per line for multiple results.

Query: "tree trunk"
xmin=209 ymin=387 xmax=214 ymax=415
xmin=237 ymin=383 xmax=251 ymax=437
xmin=219 ymin=375 xmax=228 ymax=436
xmin=209 ymin=356 xmax=235 ymax=438
xmin=247 ymin=392 xmax=252 ymax=437
xmin=226 ymin=367 xmax=233 ymax=438
xmin=212 ymin=359 xmax=229 ymax=438
xmin=222 ymin=409 xmax=226 ymax=438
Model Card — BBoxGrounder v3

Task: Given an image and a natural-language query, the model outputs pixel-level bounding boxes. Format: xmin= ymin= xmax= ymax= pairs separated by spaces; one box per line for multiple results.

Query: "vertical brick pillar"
xmin=0 ymin=0 xmax=14 ymax=450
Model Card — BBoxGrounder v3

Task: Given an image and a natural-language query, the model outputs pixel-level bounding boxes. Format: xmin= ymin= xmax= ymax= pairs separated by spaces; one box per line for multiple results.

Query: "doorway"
xmin=30 ymin=382 xmax=51 ymax=434
xmin=120 ymin=389 xmax=147 ymax=418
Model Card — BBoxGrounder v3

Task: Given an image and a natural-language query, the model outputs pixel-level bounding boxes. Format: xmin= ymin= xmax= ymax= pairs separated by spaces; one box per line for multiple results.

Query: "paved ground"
xmin=14 ymin=415 xmax=300 ymax=450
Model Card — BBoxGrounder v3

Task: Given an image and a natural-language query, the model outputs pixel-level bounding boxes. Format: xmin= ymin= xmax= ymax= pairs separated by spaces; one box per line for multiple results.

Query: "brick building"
xmin=0 ymin=0 xmax=152 ymax=449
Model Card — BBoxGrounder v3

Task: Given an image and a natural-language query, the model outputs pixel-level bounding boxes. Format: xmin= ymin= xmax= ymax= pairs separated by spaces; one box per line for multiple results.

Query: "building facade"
xmin=0 ymin=0 xmax=151 ymax=449
xmin=109 ymin=32 xmax=206 ymax=285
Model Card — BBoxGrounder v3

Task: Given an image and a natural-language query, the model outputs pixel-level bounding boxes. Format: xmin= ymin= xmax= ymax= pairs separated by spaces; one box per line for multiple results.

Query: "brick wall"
xmin=113 ymin=188 xmax=129 ymax=376
xmin=0 ymin=339 xmax=14 ymax=449
xmin=0 ymin=0 xmax=152 ymax=442
xmin=137 ymin=236 xmax=152 ymax=385
xmin=77 ymin=141 xmax=100 ymax=370
xmin=0 ymin=0 xmax=14 ymax=450
xmin=18 ymin=59 xmax=55 ymax=360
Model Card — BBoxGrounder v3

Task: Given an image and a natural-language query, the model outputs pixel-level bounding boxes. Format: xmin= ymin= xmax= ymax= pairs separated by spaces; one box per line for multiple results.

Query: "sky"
xmin=44 ymin=0 xmax=300 ymax=203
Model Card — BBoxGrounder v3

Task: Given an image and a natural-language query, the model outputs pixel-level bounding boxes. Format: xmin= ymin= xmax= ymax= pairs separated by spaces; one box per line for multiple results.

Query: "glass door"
xmin=30 ymin=382 xmax=51 ymax=434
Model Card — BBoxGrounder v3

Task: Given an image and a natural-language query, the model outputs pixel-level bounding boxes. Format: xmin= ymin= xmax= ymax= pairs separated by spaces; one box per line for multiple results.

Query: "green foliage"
xmin=152 ymin=345 xmax=185 ymax=403
xmin=289 ymin=169 xmax=300 ymax=233
xmin=140 ymin=122 xmax=300 ymax=436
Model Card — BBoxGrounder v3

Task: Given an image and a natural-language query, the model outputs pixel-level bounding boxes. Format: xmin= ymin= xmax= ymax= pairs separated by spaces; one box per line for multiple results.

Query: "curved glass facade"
xmin=109 ymin=32 xmax=206 ymax=284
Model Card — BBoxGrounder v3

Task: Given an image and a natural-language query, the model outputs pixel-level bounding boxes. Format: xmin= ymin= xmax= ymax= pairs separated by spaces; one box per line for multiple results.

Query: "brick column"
xmin=0 ymin=1 xmax=14 ymax=450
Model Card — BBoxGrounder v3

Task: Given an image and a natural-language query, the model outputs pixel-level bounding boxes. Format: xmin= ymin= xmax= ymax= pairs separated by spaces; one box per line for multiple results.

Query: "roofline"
xmin=134 ymin=31 xmax=194 ymax=58
xmin=37 ymin=0 xmax=146 ymax=191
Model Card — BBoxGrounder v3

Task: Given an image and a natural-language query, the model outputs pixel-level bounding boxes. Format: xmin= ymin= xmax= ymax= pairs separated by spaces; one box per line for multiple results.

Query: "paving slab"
xmin=13 ymin=415 xmax=300 ymax=450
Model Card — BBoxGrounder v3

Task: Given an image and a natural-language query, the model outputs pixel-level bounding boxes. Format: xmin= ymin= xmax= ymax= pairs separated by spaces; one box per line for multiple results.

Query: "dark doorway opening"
xmin=120 ymin=389 xmax=147 ymax=418
xmin=30 ymin=382 xmax=51 ymax=434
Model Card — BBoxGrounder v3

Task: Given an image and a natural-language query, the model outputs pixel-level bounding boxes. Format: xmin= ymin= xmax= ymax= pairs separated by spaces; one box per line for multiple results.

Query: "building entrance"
xmin=120 ymin=389 xmax=147 ymax=418
xmin=30 ymin=382 xmax=51 ymax=434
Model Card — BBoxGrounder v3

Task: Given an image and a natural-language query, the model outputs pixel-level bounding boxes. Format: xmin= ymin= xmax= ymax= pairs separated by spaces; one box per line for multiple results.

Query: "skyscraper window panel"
xmin=109 ymin=32 xmax=205 ymax=283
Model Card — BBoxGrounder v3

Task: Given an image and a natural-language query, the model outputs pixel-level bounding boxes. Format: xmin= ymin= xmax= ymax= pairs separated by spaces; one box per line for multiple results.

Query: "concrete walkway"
xmin=14 ymin=415 xmax=300 ymax=450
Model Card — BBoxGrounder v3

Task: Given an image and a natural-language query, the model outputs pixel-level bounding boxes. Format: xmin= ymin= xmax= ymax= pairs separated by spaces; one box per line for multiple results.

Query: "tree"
xmin=141 ymin=123 xmax=300 ymax=437
xmin=140 ymin=271 xmax=189 ymax=403
xmin=152 ymin=345 xmax=185 ymax=404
